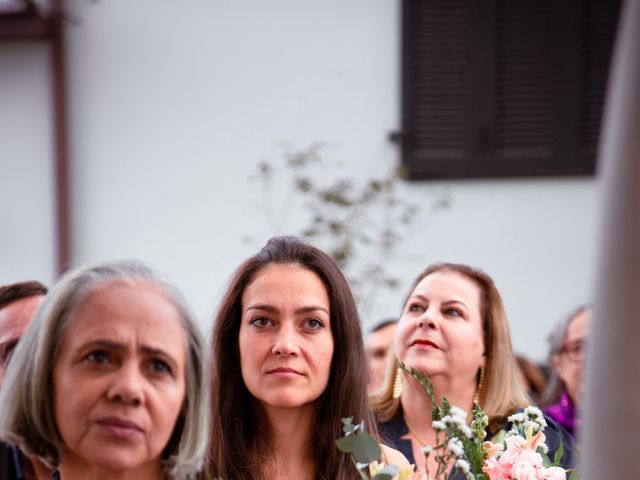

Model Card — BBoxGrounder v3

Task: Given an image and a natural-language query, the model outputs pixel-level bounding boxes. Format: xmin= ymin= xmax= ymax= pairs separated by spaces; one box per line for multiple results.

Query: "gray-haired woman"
xmin=0 ymin=261 xmax=209 ymax=480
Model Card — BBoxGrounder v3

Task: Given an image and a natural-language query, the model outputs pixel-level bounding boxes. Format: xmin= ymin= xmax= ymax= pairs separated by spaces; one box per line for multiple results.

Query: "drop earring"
xmin=473 ymin=366 xmax=485 ymax=405
xmin=393 ymin=363 xmax=404 ymax=399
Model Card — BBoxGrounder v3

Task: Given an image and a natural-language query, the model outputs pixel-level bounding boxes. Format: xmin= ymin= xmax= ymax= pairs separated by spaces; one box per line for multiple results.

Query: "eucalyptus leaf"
xmin=371 ymin=463 xmax=400 ymax=480
xmin=351 ymin=432 xmax=382 ymax=464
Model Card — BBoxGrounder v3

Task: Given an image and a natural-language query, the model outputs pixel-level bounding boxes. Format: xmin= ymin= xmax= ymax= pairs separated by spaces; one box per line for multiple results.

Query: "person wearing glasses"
xmin=542 ymin=305 xmax=590 ymax=439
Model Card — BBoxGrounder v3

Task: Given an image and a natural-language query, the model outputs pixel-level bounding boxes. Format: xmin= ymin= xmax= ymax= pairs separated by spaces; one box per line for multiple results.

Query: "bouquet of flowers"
xmin=336 ymin=363 xmax=574 ymax=480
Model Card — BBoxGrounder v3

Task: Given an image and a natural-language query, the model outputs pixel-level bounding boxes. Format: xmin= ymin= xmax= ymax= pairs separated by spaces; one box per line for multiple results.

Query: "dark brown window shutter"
xmin=401 ymin=0 xmax=475 ymax=179
xmin=399 ymin=0 xmax=621 ymax=180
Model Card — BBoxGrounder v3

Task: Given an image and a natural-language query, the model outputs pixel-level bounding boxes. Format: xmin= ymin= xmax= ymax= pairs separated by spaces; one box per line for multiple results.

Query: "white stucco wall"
xmin=0 ymin=41 xmax=56 ymax=286
xmin=0 ymin=0 xmax=600 ymax=360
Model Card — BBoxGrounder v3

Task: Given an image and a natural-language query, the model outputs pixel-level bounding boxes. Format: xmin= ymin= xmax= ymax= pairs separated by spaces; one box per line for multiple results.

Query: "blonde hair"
xmin=372 ymin=263 xmax=530 ymax=424
xmin=0 ymin=260 xmax=209 ymax=479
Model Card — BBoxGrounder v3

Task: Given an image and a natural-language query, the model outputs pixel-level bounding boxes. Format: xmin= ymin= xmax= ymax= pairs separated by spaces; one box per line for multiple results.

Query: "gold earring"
xmin=473 ymin=366 xmax=485 ymax=405
xmin=393 ymin=365 xmax=403 ymax=399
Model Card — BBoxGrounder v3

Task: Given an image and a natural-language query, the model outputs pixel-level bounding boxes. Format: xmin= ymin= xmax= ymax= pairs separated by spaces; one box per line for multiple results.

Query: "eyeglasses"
xmin=559 ymin=339 xmax=586 ymax=362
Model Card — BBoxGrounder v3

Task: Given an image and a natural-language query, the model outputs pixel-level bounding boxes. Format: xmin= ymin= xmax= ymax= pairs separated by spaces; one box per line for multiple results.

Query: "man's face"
xmin=365 ymin=323 xmax=397 ymax=393
xmin=0 ymin=295 xmax=43 ymax=386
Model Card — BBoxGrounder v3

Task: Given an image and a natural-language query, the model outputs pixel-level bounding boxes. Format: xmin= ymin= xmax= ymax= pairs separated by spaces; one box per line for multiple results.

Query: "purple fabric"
xmin=544 ymin=391 xmax=580 ymax=438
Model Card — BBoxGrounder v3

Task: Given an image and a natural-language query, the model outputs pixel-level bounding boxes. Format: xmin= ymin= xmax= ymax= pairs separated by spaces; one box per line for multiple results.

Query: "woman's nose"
xmin=417 ymin=309 xmax=438 ymax=330
xmin=272 ymin=326 xmax=300 ymax=357
xmin=107 ymin=363 xmax=144 ymax=406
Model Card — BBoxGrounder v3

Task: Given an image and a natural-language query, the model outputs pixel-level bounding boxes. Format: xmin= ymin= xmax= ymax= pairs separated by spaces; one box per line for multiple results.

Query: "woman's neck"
xmin=401 ymin=372 xmax=476 ymax=432
xmin=263 ymin=404 xmax=316 ymax=479
xmin=58 ymin=458 xmax=163 ymax=480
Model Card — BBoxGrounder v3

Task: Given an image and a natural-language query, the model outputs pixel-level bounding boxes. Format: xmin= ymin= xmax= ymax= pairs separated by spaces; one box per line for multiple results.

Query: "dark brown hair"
xmin=0 ymin=281 xmax=47 ymax=310
xmin=208 ymin=236 xmax=374 ymax=480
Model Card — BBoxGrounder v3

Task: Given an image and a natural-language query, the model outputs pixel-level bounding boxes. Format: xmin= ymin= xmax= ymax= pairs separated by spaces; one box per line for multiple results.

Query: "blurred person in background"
xmin=0 ymin=262 xmax=208 ymax=480
xmin=515 ymin=354 xmax=547 ymax=404
xmin=0 ymin=281 xmax=49 ymax=480
xmin=365 ymin=319 xmax=397 ymax=393
xmin=542 ymin=305 xmax=591 ymax=439
xmin=0 ymin=281 xmax=47 ymax=386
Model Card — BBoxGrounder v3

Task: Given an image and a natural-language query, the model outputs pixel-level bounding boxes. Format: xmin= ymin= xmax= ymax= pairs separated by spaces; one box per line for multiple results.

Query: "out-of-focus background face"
xmin=0 ymin=0 xmax=618 ymax=360
xmin=366 ymin=321 xmax=397 ymax=393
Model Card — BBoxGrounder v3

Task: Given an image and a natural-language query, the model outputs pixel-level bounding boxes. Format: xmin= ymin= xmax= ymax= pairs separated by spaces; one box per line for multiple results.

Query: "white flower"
xmin=460 ymin=424 xmax=473 ymax=439
xmin=447 ymin=438 xmax=464 ymax=457
xmin=442 ymin=415 xmax=457 ymax=428
xmin=524 ymin=405 xmax=544 ymax=419
xmin=432 ymin=420 xmax=447 ymax=431
xmin=455 ymin=459 xmax=470 ymax=473
xmin=450 ymin=406 xmax=468 ymax=420
xmin=508 ymin=412 xmax=525 ymax=424
xmin=524 ymin=406 xmax=548 ymax=429
xmin=524 ymin=420 xmax=539 ymax=432
xmin=422 ymin=446 xmax=433 ymax=456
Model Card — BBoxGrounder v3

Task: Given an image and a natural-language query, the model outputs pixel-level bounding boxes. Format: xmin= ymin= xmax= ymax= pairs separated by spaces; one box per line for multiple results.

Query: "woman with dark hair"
xmin=372 ymin=263 xmax=574 ymax=476
xmin=208 ymin=236 xmax=407 ymax=479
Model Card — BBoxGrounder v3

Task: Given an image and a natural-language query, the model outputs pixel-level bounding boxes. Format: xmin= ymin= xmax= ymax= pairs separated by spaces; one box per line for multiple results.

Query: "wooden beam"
xmin=51 ymin=0 xmax=70 ymax=274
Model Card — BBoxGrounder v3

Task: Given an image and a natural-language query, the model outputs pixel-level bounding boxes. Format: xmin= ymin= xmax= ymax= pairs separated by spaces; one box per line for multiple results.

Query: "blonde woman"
xmin=372 ymin=263 xmax=574 ymax=477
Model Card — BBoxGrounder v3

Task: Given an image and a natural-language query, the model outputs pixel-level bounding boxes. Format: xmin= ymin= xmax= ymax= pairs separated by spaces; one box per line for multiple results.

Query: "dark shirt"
xmin=0 ymin=442 xmax=57 ymax=480
xmin=378 ymin=408 xmax=575 ymax=479
xmin=0 ymin=443 xmax=20 ymax=480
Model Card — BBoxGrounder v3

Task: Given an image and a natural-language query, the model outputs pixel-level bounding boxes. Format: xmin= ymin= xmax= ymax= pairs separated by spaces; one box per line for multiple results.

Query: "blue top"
xmin=378 ymin=408 xmax=575 ymax=479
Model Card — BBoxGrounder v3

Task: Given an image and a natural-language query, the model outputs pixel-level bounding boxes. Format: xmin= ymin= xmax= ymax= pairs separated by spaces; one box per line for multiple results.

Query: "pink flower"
xmin=499 ymin=436 xmax=527 ymax=465
xmin=510 ymin=452 xmax=543 ymax=480
xmin=482 ymin=456 xmax=512 ymax=480
xmin=482 ymin=441 xmax=504 ymax=458
xmin=540 ymin=466 xmax=567 ymax=480
xmin=526 ymin=431 xmax=546 ymax=452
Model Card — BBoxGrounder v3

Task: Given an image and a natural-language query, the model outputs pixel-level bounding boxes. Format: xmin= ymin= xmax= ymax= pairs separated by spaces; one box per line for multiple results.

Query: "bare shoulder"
xmin=380 ymin=444 xmax=411 ymax=468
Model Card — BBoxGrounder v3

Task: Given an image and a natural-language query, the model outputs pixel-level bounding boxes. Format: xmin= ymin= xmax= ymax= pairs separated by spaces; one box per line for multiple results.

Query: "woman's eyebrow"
xmin=294 ymin=305 xmax=329 ymax=316
xmin=442 ymin=300 xmax=468 ymax=309
xmin=79 ymin=339 xmax=125 ymax=351
xmin=245 ymin=304 xmax=279 ymax=313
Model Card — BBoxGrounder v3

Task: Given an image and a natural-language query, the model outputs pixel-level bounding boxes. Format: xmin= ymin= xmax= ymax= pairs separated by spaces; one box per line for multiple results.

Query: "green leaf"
xmin=553 ymin=438 xmax=564 ymax=466
xmin=489 ymin=429 xmax=505 ymax=445
xmin=538 ymin=448 xmax=552 ymax=467
xmin=371 ymin=464 xmax=400 ymax=480
xmin=336 ymin=431 xmax=381 ymax=465
xmin=336 ymin=435 xmax=359 ymax=452
xmin=351 ymin=433 xmax=382 ymax=464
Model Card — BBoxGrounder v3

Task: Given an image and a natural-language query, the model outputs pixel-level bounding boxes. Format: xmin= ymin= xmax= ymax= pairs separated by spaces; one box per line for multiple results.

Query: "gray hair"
xmin=0 ymin=260 xmax=209 ymax=479
xmin=541 ymin=303 xmax=591 ymax=406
